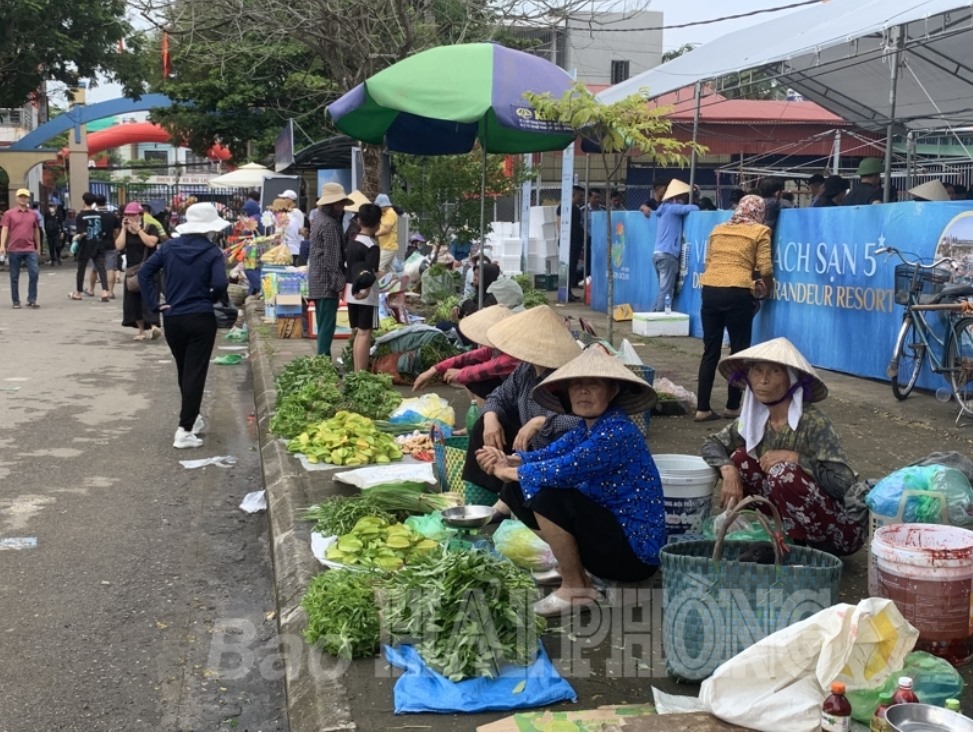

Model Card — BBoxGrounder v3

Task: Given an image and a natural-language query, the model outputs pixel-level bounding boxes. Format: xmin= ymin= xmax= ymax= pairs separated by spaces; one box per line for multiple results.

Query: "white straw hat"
xmin=175 ymin=202 xmax=232 ymax=235
xmin=718 ymin=337 xmax=828 ymax=402
xmin=485 ymin=305 xmax=581 ymax=369
xmin=908 ymin=180 xmax=951 ymax=202
xmin=533 ymin=347 xmax=657 ymax=415
xmin=663 ymin=179 xmax=691 ymax=201
xmin=316 ymin=182 xmax=354 ymax=207
xmin=344 ymin=189 xmax=371 ymax=213
xmin=458 ymin=304 xmax=512 ymax=347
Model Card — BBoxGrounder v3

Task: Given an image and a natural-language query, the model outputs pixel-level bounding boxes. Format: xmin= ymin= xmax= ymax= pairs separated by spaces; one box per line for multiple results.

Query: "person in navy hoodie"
xmin=139 ymin=202 xmax=229 ymax=449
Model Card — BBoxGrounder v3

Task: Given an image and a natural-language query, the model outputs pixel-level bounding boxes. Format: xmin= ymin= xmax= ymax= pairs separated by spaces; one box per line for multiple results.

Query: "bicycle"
xmin=879 ymin=246 xmax=973 ymax=422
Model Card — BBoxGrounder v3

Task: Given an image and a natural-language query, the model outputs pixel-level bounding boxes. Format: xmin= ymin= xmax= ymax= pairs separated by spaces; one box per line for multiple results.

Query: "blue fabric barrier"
xmin=384 ymin=642 xmax=577 ymax=714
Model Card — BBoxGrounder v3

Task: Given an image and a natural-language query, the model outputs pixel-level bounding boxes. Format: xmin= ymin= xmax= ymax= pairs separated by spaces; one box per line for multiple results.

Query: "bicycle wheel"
xmin=947 ymin=318 xmax=973 ymax=415
xmin=890 ymin=317 xmax=925 ymax=400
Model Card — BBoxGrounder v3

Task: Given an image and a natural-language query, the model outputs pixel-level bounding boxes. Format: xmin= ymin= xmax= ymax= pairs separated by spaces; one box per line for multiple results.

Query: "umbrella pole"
xmin=478 ymin=145 xmax=487 ymax=310
xmin=883 ymin=25 xmax=904 ymax=203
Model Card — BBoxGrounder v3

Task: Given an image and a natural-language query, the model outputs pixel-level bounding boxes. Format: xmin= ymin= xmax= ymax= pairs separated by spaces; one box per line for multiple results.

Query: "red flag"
xmin=162 ymin=31 xmax=171 ymax=78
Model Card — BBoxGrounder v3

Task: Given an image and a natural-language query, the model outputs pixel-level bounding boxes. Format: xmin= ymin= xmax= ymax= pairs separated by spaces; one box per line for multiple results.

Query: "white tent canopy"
xmin=208 ymin=162 xmax=272 ymax=189
xmin=597 ymin=0 xmax=973 ymax=133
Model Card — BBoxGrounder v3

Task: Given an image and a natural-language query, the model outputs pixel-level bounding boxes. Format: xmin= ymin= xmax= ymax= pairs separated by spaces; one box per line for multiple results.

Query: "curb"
xmin=246 ymin=305 xmax=356 ymax=732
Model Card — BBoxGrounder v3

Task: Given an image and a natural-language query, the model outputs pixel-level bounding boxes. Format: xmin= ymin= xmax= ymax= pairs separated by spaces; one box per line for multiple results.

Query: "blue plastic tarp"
xmin=384 ymin=643 xmax=577 ymax=714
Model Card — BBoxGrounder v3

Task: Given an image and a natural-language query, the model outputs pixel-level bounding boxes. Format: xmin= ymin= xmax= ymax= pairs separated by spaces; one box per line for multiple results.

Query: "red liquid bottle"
xmin=821 ymin=681 xmax=852 ymax=732
xmin=892 ymin=676 xmax=920 ymax=704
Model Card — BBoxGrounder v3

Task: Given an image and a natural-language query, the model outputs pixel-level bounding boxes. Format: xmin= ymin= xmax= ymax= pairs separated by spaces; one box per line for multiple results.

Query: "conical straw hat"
xmin=458 ymin=304 xmax=512 ymax=347
xmin=718 ymin=337 xmax=828 ymax=402
xmin=344 ymin=189 xmax=371 ymax=213
xmin=533 ymin=346 xmax=657 ymax=415
xmin=908 ymin=180 xmax=950 ymax=202
xmin=663 ymin=179 xmax=691 ymax=201
xmin=485 ymin=305 xmax=581 ymax=369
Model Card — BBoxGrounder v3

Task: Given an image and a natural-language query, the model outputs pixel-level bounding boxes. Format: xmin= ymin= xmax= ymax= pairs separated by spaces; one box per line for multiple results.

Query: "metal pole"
xmin=883 ymin=25 xmax=905 ymax=203
xmin=689 ymin=81 xmax=702 ymax=194
xmin=831 ymin=129 xmax=842 ymax=174
xmin=582 ymin=155 xmax=590 ymax=290
xmin=478 ymin=145 xmax=487 ymax=309
xmin=905 ymin=130 xmax=915 ymax=192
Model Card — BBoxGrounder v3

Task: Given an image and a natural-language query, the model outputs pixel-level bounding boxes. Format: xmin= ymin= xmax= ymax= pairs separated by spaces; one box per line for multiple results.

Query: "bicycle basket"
xmin=894 ymin=263 xmax=951 ymax=305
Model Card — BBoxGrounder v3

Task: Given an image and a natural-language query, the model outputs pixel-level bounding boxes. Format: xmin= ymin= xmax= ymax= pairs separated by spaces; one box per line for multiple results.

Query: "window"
xmin=611 ymin=60 xmax=630 ymax=84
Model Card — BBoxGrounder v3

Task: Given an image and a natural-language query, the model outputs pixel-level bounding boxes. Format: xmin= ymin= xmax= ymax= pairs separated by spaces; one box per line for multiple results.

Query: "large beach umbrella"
xmin=327 ymin=43 xmax=577 ymax=304
xmin=208 ymin=162 xmax=272 ymax=189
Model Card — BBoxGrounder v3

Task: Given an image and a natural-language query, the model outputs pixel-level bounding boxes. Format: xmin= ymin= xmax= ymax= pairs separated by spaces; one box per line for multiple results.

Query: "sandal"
xmin=693 ymin=411 xmax=724 ymax=422
xmin=68 ymin=292 xmax=83 ymax=301
xmin=723 ymin=409 xmax=742 ymax=419
xmin=533 ymin=591 xmax=598 ymax=618
xmin=133 ymin=334 xmax=146 ymax=341
xmin=149 ymin=326 xmax=162 ymax=341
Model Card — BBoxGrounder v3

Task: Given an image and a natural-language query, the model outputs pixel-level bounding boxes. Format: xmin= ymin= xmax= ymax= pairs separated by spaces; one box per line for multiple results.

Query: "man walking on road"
xmin=0 ymin=188 xmax=42 ymax=308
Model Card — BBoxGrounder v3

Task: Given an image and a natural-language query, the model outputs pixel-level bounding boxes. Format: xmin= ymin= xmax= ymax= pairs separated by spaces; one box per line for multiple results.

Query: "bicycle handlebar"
xmin=875 ymin=245 xmax=956 ymax=271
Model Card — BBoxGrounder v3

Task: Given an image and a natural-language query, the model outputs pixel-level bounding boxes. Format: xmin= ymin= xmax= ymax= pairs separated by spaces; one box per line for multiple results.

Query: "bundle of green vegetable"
xmin=275 ymin=355 xmax=339 ymax=395
xmin=341 ymin=371 xmax=402 ymax=420
xmin=270 ymin=379 xmax=344 ymax=439
xmin=361 ymin=482 xmax=461 ymax=514
xmin=382 ymin=549 xmax=545 ymax=681
xmin=303 ymin=496 xmax=399 ymax=536
xmin=431 ymin=295 xmax=460 ymax=324
xmin=325 ymin=515 xmax=440 ymax=571
xmin=286 ymin=411 xmax=404 ymax=465
xmin=512 ymin=274 xmax=550 ymax=309
xmin=302 ymin=569 xmax=383 ymax=659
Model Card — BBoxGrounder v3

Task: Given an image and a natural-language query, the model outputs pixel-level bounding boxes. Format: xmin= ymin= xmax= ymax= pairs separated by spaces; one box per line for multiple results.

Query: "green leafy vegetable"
xmin=341 ymin=371 xmax=402 ymax=420
xmin=381 ymin=549 xmax=545 ymax=681
xmin=270 ymin=379 xmax=344 ymax=439
xmin=431 ymin=295 xmax=460 ymax=324
xmin=302 ymin=569 xmax=383 ymax=659
xmin=275 ymin=355 xmax=339 ymax=395
xmin=303 ymin=496 xmax=398 ymax=536
xmin=361 ymin=482 xmax=462 ymax=514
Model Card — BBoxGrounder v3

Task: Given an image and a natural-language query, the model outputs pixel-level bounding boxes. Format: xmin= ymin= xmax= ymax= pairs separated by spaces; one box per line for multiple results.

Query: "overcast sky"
xmin=83 ymin=0 xmax=810 ymax=103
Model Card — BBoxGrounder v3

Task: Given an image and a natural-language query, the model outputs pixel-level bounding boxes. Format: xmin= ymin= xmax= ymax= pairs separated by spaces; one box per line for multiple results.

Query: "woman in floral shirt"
xmin=701 ymin=337 xmax=865 ymax=555
xmin=476 ymin=348 xmax=665 ymax=618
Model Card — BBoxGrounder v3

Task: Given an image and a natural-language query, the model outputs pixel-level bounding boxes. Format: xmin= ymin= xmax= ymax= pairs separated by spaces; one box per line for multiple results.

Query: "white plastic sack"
xmin=390 ymin=394 xmax=455 ymax=428
xmin=699 ymin=598 xmax=918 ymax=732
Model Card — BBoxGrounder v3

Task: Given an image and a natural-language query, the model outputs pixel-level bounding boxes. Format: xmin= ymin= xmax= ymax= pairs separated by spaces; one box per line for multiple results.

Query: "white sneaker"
xmin=192 ymin=415 xmax=205 ymax=434
xmin=173 ymin=427 xmax=203 ymax=449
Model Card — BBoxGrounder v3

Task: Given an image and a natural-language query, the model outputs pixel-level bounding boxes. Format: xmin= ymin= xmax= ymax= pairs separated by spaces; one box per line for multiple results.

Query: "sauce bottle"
xmin=870 ymin=693 xmax=894 ymax=732
xmin=821 ymin=681 xmax=852 ymax=732
xmin=892 ymin=676 xmax=920 ymax=704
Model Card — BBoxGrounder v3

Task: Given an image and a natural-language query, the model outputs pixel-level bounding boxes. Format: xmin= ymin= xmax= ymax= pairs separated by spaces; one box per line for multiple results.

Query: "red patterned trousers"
xmin=730 ymin=447 xmax=865 ymax=556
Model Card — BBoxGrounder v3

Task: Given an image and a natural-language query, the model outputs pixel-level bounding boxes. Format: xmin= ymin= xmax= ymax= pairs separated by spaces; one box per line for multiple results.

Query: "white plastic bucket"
xmin=871 ymin=523 xmax=973 ymax=665
xmin=654 ymin=454 xmax=718 ymax=539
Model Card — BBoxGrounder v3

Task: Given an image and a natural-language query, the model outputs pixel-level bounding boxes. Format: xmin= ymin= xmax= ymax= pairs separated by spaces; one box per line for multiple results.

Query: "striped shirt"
xmin=434 ymin=346 xmax=520 ymax=386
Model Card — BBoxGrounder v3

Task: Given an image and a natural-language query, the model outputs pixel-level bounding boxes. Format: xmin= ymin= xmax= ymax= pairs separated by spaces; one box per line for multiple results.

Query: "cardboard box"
xmin=276 ymin=316 xmax=303 ymax=339
xmin=632 ymin=311 xmax=690 ymax=337
xmin=274 ymin=293 xmax=303 ymax=317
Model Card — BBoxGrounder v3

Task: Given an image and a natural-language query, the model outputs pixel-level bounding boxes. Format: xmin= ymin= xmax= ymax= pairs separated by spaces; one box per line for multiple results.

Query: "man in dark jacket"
xmin=843 ymin=158 xmax=886 ymax=206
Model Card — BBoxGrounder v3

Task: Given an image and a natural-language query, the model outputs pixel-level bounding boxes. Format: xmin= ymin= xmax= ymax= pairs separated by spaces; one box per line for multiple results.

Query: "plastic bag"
xmin=699 ymin=598 xmax=918 ymax=732
xmin=403 ymin=252 xmax=427 ymax=283
xmin=405 ymin=512 xmax=456 ymax=542
xmin=391 ymin=394 xmax=455 ymax=429
xmin=260 ymin=242 xmax=292 ymax=265
xmin=846 ymin=651 xmax=964 ymax=724
xmin=225 ymin=325 xmax=249 ymax=343
xmin=420 ymin=268 xmax=456 ymax=305
xmin=866 ymin=464 xmax=973 ymax=524
xmin=493 ymin=519 xmax=556 ymax=571
xmin=653 ymin=376 xmax=697 ymax=408
xmin=701 ymin=508 xmax=772 ymax=542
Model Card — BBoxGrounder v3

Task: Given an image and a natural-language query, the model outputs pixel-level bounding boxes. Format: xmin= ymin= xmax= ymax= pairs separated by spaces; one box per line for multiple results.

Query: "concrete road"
xmin=0 ymin=264 xmax=285 ymax=731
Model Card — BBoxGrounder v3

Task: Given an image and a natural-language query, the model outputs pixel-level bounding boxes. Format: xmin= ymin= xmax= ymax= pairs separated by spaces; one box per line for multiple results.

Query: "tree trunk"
xmin=360 ymin=145 xmax=383 ymax=198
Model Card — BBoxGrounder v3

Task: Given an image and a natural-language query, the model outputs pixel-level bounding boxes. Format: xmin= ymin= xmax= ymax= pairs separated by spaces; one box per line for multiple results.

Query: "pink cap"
xmin=123 ymin=201 xmax=143 ymax=215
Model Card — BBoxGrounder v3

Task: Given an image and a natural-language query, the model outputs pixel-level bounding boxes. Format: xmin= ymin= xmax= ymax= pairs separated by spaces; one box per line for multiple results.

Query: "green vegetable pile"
xmin=325 ymin=515 xmax=440 ymax=571
xmin=302 ymin=569 xmax=383 ymax=659
xmin=303 ymin=495 xmax=399 ymax=536
xmin=361 ymin=482 xmax=461 ymax=514
xmin=286 ymin=411 xmax=404 ymax=465
xmin=431 ymin=295 xmax=460 ymax=324
xmin=512 ymin=274 xmax=550 ymax=308
xmin=382 ymin=549 xmax=545 ymax=681
xmin=341 ymin=371 xmax=402 ymax=420
xmin=270 ymin=357 xmax=402 ymax=439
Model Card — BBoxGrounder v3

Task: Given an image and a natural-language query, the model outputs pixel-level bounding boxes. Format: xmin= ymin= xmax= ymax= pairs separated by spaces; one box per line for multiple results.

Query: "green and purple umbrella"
xmin=327 ymin=43 xmax=576 ymax=155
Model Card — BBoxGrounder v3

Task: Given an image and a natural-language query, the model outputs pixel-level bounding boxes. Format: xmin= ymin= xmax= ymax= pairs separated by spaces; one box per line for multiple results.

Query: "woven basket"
xmin=227 ymin=283 xmax=249 ymax=307
xmin=660 ymin=496 xmax=843 ymax=681
xmin=431 ymin=428 xmax=493 ymax=504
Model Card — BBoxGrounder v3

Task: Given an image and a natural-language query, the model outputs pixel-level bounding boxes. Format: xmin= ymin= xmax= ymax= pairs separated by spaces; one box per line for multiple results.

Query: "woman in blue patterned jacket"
xmin=476 ymin=347 xmax=665 ymax=618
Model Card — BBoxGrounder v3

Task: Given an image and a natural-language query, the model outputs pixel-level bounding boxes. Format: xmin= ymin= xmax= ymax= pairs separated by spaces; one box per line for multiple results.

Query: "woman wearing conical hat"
xmin=701 ymin=338 xmax=865 ymax=555
xmin=477 ymin=347 xmax=665 ymax=617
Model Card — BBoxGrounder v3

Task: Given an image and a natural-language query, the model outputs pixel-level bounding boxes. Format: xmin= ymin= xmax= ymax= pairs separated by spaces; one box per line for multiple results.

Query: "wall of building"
xmin=565 ymin=11 xmax=663 ymax=85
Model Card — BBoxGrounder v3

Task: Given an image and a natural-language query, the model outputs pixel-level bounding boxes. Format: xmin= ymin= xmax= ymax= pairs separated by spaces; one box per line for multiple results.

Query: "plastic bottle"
xmin=891 ymin=676 xmax=920 ymax=704
xmin=821 ymin=681 xmax=852 ymax=732
xmin=945 ymin=698 xmax=961 ymax=714
xmin=664 ymin=294 xmax=672 ymax=315
xmin=870 ymin=693 xmax=894 ymax=732
xmin=465 ymin=402 xmax=480 ymax=433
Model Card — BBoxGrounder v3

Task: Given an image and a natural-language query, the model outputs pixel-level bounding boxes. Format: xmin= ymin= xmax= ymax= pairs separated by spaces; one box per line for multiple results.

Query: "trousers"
xmin=163 ymin=312 xmax=218 ymax=431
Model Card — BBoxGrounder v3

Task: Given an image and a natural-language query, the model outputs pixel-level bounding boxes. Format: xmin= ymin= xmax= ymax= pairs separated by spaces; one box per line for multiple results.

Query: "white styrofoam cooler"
xmin=633 ymin=312 xmax=690 ymax=337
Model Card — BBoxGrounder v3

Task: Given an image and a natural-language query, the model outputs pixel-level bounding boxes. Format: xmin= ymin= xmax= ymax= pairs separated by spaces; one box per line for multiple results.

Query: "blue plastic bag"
xmin=384 ymin=643 xmax=576 ymax=714
xmin=866 ymin=464 xmax=973 ymax=524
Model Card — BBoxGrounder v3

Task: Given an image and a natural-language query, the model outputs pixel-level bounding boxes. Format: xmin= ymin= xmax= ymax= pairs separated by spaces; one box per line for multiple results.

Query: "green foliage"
xmin=0 ymin=0 xmax=146 ymax=108
xmin=303 ymin=495 xmax=399 ymax=536
xmin=340 ymin=371 xmax=402 ymax=420
xmin=302 ymin=569 xmax=384 ymax=659
xmin=392 ymin=151 xmax=526 ymax=253
xmin=511 ymin=274 xmax=548 ymax=308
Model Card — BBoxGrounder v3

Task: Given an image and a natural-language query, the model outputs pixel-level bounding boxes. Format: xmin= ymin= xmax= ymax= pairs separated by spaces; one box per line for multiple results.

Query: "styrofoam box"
xmin=633 ymin=312 xmax=690 ymax=337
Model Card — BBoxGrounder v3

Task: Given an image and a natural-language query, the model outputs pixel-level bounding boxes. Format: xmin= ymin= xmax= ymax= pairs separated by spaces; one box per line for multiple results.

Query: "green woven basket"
xmin=431 ymin=430 xmax=494 ymax=504
xmin=660 ymin=496 xmax=843 ymax=681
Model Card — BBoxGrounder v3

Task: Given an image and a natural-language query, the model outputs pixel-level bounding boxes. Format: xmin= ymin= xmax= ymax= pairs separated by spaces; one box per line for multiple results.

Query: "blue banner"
xmin=591 ymin=203 xmax=973 ymax=388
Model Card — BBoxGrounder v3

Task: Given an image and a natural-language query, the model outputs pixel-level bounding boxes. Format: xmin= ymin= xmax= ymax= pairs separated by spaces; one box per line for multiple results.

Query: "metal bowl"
xmin=886 ymin=703 xmax=973 ymax=732
xmin=441 ymin=505 xmax=495 ymax=529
